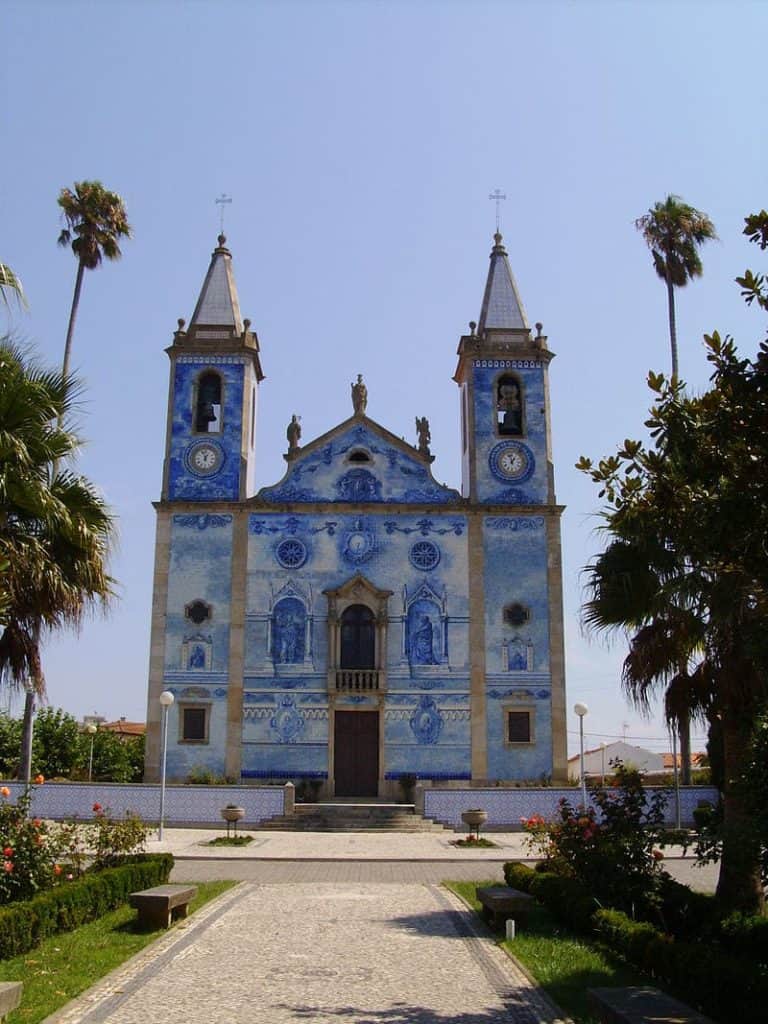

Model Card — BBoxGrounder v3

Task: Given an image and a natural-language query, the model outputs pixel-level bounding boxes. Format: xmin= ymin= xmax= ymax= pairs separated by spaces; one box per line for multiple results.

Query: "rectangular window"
xmin=180 ymin=705 xmax=209 ymax=743
xmin=506 ymin=709 xmax=533 ymax=745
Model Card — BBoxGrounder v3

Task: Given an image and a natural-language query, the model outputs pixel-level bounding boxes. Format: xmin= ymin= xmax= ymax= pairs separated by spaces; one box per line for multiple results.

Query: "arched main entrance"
xmin=335 ymin=604 xmax=378 ymax=796
xmin=324 ymin=576 xmax=391 ymax=798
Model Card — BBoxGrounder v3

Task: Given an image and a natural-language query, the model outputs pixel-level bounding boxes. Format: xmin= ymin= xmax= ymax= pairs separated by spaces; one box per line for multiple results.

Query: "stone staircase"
xmin=260 ymin=801 xmax=451 ymax=832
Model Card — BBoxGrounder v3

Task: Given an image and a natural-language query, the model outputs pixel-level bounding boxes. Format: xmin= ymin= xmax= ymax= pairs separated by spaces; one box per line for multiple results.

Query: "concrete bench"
xmin=588 ymin=986 xmax=716 ymax=1024
xmin=129 ymin=884 xmax=198 ymax=929
xmin=476 ymin=885 xmax=535 ymax=929
xmin=0 ymin=983 xmax=22 ymax=1021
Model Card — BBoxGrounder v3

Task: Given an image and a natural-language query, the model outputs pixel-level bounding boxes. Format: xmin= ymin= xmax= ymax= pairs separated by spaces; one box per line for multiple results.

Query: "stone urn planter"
xmin=461 ymin=808 xmax=488 ymax=838
xmin=220 ymin=805 xmax=245 ymax=836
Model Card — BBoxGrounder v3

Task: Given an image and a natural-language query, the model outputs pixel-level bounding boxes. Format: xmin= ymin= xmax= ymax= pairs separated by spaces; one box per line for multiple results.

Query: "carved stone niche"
xmin=323 ymin=573 xmax=393 ymax=695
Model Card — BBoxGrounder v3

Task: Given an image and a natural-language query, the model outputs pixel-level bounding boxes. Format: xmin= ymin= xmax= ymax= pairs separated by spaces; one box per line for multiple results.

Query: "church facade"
xmin=144 ymin=232 xmax=568 ymax=793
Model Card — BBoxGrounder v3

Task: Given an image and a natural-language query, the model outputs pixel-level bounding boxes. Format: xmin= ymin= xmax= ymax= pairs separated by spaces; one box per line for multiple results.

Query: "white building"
xmin=567 ymin=740 xmax=664 ymax=781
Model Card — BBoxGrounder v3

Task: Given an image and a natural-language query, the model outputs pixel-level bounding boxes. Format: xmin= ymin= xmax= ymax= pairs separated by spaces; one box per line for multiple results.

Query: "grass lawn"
xmin=0 ymin=880 xmax=236 ymax=1024
xmin=446 ymin=880 xmax=652 ymax=1024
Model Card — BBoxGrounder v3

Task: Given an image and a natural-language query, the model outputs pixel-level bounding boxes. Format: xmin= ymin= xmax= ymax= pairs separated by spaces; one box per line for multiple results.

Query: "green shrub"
xmin=0 ymin=854 xmax=173 ymax=960
xmin=593 ymin=906 xmax=768 ymax=1024
xmin=528 ymin=870 xmax=597 ymax=932
xmin=655 ymin=873 xmax=720 ymax=941
xmin=503 ymin=861 xmax=536 ymax=891
xmin=719 ymin=911 xmax=768 ymax=967
xmin=521 ymin=763 xmax=668 ymax=918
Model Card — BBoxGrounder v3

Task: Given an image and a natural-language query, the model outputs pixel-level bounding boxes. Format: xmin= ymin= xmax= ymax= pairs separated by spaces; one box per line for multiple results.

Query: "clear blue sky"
xmin=3 ymin=0 xmax=766 ymax=756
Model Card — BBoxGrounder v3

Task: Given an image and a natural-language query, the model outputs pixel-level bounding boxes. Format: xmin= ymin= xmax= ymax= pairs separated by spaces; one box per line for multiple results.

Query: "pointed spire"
xmin=477 ymin=231 xmax=529 ymax=336
xmin=188 ymin=234 xmax=243 ymax=333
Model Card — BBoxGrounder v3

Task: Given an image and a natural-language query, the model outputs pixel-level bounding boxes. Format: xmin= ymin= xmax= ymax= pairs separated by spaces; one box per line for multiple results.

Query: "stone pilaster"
xmin=468 ymin=513 xmax=487 ymax=779
xmin=225 ymin=511 xmax=248 ymax=781
xmin=547 ymin=513 xmax=568 ymax=781
xmin=144 ymin=510 xmax=172 ymax=781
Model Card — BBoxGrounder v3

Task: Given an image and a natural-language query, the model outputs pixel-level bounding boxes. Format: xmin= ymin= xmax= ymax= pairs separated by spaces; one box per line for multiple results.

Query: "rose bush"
xmin=0 ymin=788 xmax=62 ymax=903
xmin=522 ymin=763 xmax=669 ymax=916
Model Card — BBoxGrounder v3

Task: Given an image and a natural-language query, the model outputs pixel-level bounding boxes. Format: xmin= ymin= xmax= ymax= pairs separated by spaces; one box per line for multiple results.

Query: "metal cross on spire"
xmin=488 ymin=189 xmax=506 ymax=233
xmin=215 ymin=193 xmax=232 ymax=233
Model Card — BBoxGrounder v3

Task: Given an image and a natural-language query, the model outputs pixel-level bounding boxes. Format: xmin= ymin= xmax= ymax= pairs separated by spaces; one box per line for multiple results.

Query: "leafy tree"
xmin=0 ymin=341 xmax=115 ymax=778
xmin=636 ymin=195 xmax=717 ymax=382
xmin=579 ymin=211 xmax=768 ymax=914
xmin=57 ymin=181 xmax=131 ymax=379
xmin=87 ymin=729 xmax=143 ymax=783
xmin=0 ymin=714 xmax=22 ymax=778
xmin=31 ymin=707 xmax=81 ymax=778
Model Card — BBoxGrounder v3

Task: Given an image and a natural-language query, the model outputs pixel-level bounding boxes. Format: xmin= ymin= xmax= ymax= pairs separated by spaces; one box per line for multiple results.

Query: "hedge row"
xmin=0 ymin=854 xmax=174 ymax=960
xmin=503 ymin=860 xmax=768 ymax=1024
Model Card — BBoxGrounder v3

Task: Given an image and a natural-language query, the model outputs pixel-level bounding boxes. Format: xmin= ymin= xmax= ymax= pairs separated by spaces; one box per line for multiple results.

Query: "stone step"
xmin=259 ymin=811 xmax=450 ymax=832
xmin=255 ymin=799 xmax=451 ymax=832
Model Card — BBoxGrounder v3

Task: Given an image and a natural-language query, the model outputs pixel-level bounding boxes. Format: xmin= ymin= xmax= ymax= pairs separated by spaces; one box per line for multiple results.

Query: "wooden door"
xmin=334 ymin=710 xmax=379 ymax=797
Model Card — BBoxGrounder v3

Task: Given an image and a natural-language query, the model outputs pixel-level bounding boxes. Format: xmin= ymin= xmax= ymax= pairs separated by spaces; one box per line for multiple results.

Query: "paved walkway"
xmin=148 ymin=827 xmax=717 ymax=892
xmin=48 ymin=882 xmax=569 ymax=1024
xmin=43 ymin=828 xmax=717 ymax=1022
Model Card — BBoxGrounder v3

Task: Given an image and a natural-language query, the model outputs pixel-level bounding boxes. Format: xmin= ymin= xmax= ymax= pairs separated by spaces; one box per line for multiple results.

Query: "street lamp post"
xmin=21 ymin=680 xmax=35 ymax=795
xmin=86 ymin=724 xmax=97 ymax=782
xmin=671 ymin=726 xmax=682 ymax=830
xmin=600 ymin=741 xmax=606 ymax=787
xmin=158 ymin=691 xmax=175 ymax=841
xmin=574 ymin=702 xmax=589 ymax=812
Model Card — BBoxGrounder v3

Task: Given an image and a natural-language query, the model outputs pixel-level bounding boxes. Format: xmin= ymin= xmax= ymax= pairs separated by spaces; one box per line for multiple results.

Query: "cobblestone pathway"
xmin=51 ymin=882 xmax=569 ymax=1023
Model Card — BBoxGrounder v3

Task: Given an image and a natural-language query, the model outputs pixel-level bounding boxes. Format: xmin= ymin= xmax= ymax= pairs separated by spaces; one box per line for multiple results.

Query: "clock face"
xmin=194 ymin=446 xmax=218 ymax=470
xmin=185 ymin=441 xmax=223 ymax=477
xmin=489 ymin=441 xmax=535 ymax=483
xmin=500 ymin=449 xmax=524 ymax=475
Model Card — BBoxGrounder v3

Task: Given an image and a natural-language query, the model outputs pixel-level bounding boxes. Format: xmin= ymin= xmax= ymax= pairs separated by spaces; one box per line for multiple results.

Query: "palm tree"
xmin=583 ymin=537 xmax=765 ymax=913
xmin=57 ymin=181 xmax=132 ymax=378
xmin=0 ymin=340 xmax=115 ymax=779
xmin=635 ymin=195 xmax=717 ymax=382
xmin=0 ymin=263 xmax=26 ymax=312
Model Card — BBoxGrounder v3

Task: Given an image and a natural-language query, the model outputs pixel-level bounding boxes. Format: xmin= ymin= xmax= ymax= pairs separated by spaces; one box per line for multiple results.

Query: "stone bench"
xmin=476 ymin=885 xmax=535 ymax=929
xmin=588 ymin=986 xmax=717 ymax=1024
xmin=0 ymin=983 xmax=22 ymax=1021
xmin=129 ymin=884 xmax=198 ymax=929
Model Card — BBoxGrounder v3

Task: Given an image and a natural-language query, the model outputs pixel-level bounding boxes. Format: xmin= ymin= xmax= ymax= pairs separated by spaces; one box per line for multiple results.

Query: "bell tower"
xmin=454 ymin=231 xmax=555 ymax=507
xmin=161 ymin=234 xmax=264 ymax=502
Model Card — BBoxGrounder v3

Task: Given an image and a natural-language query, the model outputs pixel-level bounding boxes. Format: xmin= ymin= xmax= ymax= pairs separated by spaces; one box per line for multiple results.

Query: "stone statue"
xmin=416 ymin=416 xmax=431 ymax=457
xmin=287 ymin=414 xmax=301 ymax=453
xmin=351 ymin=374 xmax=368 ymax=415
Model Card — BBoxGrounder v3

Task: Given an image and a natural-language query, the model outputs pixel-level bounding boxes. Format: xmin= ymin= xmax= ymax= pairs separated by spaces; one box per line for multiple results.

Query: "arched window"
xmin=340 ymin=604 xmax=375 ymax=669
xmin=496 ymin=373 xmax=523 ymax=436
xmin=195 ymin=372 xmax=222 ymax=433
xmin=347 ymin=449 xmax=372 ymax=464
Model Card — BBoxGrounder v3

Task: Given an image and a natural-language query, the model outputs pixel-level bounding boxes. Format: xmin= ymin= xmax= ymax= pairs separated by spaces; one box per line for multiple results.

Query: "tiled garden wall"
xmin=2 ymin=782 xmax=285 ymax=826
xmin=423 ymin=786 xmax=720 ymax=829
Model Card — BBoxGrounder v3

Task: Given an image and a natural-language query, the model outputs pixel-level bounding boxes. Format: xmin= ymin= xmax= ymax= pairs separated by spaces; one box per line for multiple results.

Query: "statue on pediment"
xmin=287 ymin=414 xmax=301 ymax=453
xmin=351 ymin=374 xmax=368 ymax=415
xmin=416 ymin=416 xmax=431 ymax=458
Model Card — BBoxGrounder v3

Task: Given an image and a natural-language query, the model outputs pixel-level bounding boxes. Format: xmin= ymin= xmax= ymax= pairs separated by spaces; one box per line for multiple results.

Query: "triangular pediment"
xmin=255 ymin=417 xmax=460 ymax=506
xmin=323 ymin=572 xmax=393 ymax=603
